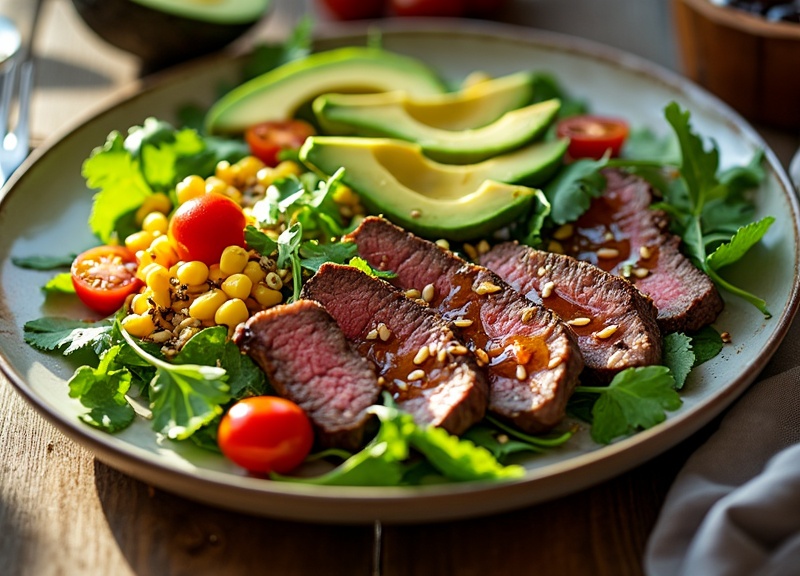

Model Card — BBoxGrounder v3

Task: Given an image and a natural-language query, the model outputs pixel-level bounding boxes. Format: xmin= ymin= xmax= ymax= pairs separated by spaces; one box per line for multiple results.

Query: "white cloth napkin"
xmin=645 ymin=308 xmax=800 ymax=575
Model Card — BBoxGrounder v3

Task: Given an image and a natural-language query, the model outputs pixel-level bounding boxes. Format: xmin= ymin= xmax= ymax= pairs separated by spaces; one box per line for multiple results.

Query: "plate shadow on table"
xmin=92 ymin=460 xmax=374 ymax=576
xmin=35 ymin=56 xmax=112 ymax=90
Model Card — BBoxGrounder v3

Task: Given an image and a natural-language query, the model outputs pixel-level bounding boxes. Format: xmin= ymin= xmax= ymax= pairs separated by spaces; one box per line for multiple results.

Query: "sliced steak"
xmin=302 ymin=263 xmax=488 ymax=435
xmin=480 ymin=242 xmax=662 ymax=379
xmin=558 ymin=169 xmax=723 ymax=333
xmin=233 ymin=299 xmax=379 ymax=451
xmin=345 ymin=216 xmax=584 ymax=434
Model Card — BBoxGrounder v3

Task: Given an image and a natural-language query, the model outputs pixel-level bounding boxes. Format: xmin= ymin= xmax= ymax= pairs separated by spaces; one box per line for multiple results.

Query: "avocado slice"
xmin=132 ymin=0 xmax=270 ymax=23
xmin=205 ymin=47 xmax=447 ymax=135
xmin=314 ymin=71 xmax=536 ymax=134
xmin=300 ymin=137 xmax=567 ymax=240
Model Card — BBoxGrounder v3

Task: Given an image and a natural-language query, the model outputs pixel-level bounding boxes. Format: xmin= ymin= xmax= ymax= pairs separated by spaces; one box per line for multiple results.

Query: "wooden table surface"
xmin=1 ymin=1 xmax=798 ymax=575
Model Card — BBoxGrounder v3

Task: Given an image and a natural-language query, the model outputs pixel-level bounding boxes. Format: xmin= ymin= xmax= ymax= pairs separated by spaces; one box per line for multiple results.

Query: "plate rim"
xmin=2 ymin=19 xmax=799 ymax=524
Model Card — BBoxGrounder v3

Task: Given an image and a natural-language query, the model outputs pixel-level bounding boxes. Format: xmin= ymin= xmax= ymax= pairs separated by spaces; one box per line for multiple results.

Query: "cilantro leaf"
xmin=12 ymin=253 xmax=76 ymax=270
xmin=299 ymin=240 xmax=358 ymax=272
xmin=119 ymin=327 xmax=231 ymax=440
xmin=24 ymin=317 xmax=112 ymax=355
xmin=244 ymin=225 xmax=278 ymax=256
xmin=42 ymin=273 xmax=75 ymax=294
xmin=543 ymin=157 xmax=608 ymax=225
xmin=68 ymin=345 xmax=135 ymax=433
xmin=691 ymin=326 xmax=724 ymax=365
xmin=574 ymin=366 xmax=681 ymax=444
xmin=662 ymin=332 xmax=695 ymax=389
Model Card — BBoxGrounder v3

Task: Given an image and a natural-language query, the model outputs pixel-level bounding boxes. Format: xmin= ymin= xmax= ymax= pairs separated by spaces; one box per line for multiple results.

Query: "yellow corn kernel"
xmin=252 ymin=284 xmax=283 ymax=308
xmin=273 ymin=160 xmax=302 ymax=180
xmin=221 ymin=273 xmax=253 ymax=300
xmin=176 ymin=175 xmax=205 ymax=204
xmin=214 ymin=298 xmax=249 ymax=327
xmin=135 ymin=193 xmax=172 ymax=224
xmin=136 ymin=254 xmax=159 ymax=280
xmin=208 ymin=264 xmax=227 ymax=284
xmin=142 ymin=211 xmax=169 ymax=235
xmin=236 ymin=156 xmax=265 ymax=182
xmin=177 ymin=261 xmax=209 ymax=286
xmin=149 ymin=235 xmax=178 ymax=268
xmin=204 ymin=176 xmax=229 ymax=196
xmin=221 ymin=185 xmax=243 ymax=205
xmin=242 ymin=260 xmax=266 ymax=285
xmin=145 ymin=264 xmax=172 ymax=294
xmin=143 ymin=286 xmax=171 ymax=309
xmin=125 ymin=230 xmax=155 ymax=254
xmin=332 ymin=184 xmax=358 ymax=206
xmin=189 ymin=288 xmax=228 ymax=321
xmin=219 ymin=245 xmax=249 ymax=276
xmin=121 ymin=313 xmax=156 ymax=338
xmin=169 ymin=261 xmax=183 ymax=277
xmin=255 ymin=167 xmax=275 ymax=188
xmin=130 ymin=293 xmax=151 ymax=315
xmin=215 ymin=160 xmax=238 ymax=185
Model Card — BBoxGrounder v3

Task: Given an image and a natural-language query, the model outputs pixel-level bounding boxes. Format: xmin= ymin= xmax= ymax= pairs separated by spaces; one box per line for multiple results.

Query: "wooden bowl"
xmin=672 ymin=0 xmax=800 ymax=129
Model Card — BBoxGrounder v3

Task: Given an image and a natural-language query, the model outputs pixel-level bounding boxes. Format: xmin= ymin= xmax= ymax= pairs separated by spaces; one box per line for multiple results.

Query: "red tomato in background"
xmin=556 ymin=115 xmax=630 ymax=160
xmin=464 ymin=0 xmax=508 ymax=17
xmin=245 ymin=120 xmax=316 ymax=167
xmin=71 ymin=245 xmax=142 ymax=315
xmin=217 ymin=396 xmax=314 ymax=475
xmin=168 ymin=193 xmax=246 ymax=265
xmin=319 ymin=0 xmax=385 ymax=19
xmin=389 ymin=0 xmax=465 ymax=17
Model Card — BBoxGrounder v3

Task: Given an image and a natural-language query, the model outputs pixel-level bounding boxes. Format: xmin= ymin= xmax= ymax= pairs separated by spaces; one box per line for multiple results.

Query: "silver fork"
xmin=0 ymin=1 xmax=42 ymax=186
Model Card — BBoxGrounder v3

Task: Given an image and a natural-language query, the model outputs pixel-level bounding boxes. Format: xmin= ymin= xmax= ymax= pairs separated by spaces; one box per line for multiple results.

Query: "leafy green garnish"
xmin=464 ymin=415 xmax=572 ymax=461
xmin=244 ymin=225 xmax=278 ymax=256
xmin=662 ymin=333 xmax=695 ymax=389
xmin=120 ymin=327 xmax=231 ymax=440
xmin=572 ymin=366 xmax=681 ymax=444
xmin=543 ymin=157 xmax=608 ymax=225
xmin=68 ymin=345 xmax=135 ymax=433
xmin=24 ymin=317 xmax=112 ymax=356
xmin=299 ymin=240 xmax=358 ymax=272
xmin=348 ymin=256 xmax=397 ymax=279
xmin=42 ymin=273 xmax=76 ymax=294
xmin=12 ymin=253 xmax=76 ymax=270
xmin=691 ymin=326 xmax=725 ymax=365
xmin=241 ymin=16 xmax=313 ymax=81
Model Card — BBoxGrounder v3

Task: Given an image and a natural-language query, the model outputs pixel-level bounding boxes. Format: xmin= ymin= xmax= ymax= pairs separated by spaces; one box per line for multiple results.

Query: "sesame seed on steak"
xmin=302 ymin=263 xmax=488 ymax=436
xmin=480 ymin=242 xmax=662 ymax=379
xmin=233 ymin=299 xmax=379 ymax=451
xmin=345 ymin=216 xmax=583 ymax=434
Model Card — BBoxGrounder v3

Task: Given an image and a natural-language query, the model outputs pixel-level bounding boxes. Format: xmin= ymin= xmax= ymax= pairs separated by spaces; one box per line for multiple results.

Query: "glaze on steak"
xmin=559 ymin=169 xmax=723 ymax=333
xmin=345 ymin=216 xmax=583 ymax=433
xmin=233 ymin=300 xmax=379 ymax=450
xmin=302 ymin=263 xmax=488 ymax=435
xmin=480 ymin=242 xmax=662 ymax=379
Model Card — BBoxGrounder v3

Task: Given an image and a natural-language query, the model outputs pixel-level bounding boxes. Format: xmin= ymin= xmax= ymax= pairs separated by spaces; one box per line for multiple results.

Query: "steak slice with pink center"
xmin=345 ymin=216 xmax=583 ymax=433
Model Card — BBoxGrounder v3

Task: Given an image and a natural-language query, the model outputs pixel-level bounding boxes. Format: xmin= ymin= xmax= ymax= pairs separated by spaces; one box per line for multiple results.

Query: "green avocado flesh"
xmin=314 ymin=94 xmax=561 ymax=164
xmin=300 ymin=137 xmax=567 ymax=240
xmin=132 ymin=0 xmax=270 ymax=24
xmin=205 ymin=47 xmax=447 ymax=134
xmin=314 ymin=71 xmax=536 ymax=133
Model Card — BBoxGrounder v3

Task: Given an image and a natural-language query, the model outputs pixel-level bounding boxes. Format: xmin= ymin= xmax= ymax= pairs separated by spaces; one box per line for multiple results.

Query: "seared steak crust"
xmin=561 ymin=169 xmax=723 ymax=333
xmin=480 ymin=242 xmax=662 ymax=379
xmin=345 ymin=216 xmax=584 ymax=433
xmin=233 ymin=300 xmax=379 ymax=451
xmin=302 ymin=263 xmax=488 ymax=435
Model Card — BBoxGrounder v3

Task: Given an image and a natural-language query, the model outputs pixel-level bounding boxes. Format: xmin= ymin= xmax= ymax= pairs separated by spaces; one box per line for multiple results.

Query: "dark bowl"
xmin=70 ymin=0 xmax=272 ymax=73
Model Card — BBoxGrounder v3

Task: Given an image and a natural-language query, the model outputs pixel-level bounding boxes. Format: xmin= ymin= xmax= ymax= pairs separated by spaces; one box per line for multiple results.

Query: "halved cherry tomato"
xmin=245 ymin=120 xmax=316 ymax=167
xmin=556 ymin=115 xmax=630 ymax=160
xmin=71 ymin=245 xmax=142 ymax=316
xmin=168 ymin=193 xmax=246 ymax=266
xmin=217 ymin=396 xmax=314 ymax=475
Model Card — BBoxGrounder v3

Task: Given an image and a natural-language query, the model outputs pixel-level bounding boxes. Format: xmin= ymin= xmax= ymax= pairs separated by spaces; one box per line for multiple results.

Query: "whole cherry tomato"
xmin=168 ymin=193 xmax=246 ymax=265
xmin=245 ymin=120 xmax=316 ymax=167
xmin=71 ymin=245 xmax=142 ymax=315
xmin=389 ymin=0 xmax=465 ymax=17
xmin=318 ymin=0 xmax=385 ymax=19
xmin=217 ymin=396 xmax=314 ymax=475
xmin=555 ymin=115 xmax=630 ymax=160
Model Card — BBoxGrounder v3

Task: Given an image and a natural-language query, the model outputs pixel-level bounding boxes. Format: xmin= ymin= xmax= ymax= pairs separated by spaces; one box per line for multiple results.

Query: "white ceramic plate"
xmin=1 ymin=21 xmax=798 ymax=524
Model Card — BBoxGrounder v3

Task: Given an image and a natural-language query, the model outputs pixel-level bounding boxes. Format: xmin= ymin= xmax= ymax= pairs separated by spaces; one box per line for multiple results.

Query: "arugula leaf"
xmin=299 ymin=240 xmax=358 ymax=272
xmin=12 ymin=253 xmax=76 ymax=270
xmin=68 ymin=345 xmax=135 ymax=433
xmin=120 ymin=327 xmax=231 ymax=440
xmin=706 ymin=217 xmax=775 ymax=271
xmin=573 ymin=366 xmax=681 ymax=444
xmin=42 ymin=273 xmax=75 ymax=294
xmin=24 ymin=317 xmax=112 ymax=355
xmin=662 ymin=333 xmax=695 ymax=389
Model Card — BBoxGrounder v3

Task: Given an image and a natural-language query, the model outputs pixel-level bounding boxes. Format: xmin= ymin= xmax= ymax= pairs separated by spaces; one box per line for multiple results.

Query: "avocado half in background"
xmin=70 ymin=0 xmax=272 ymax=72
